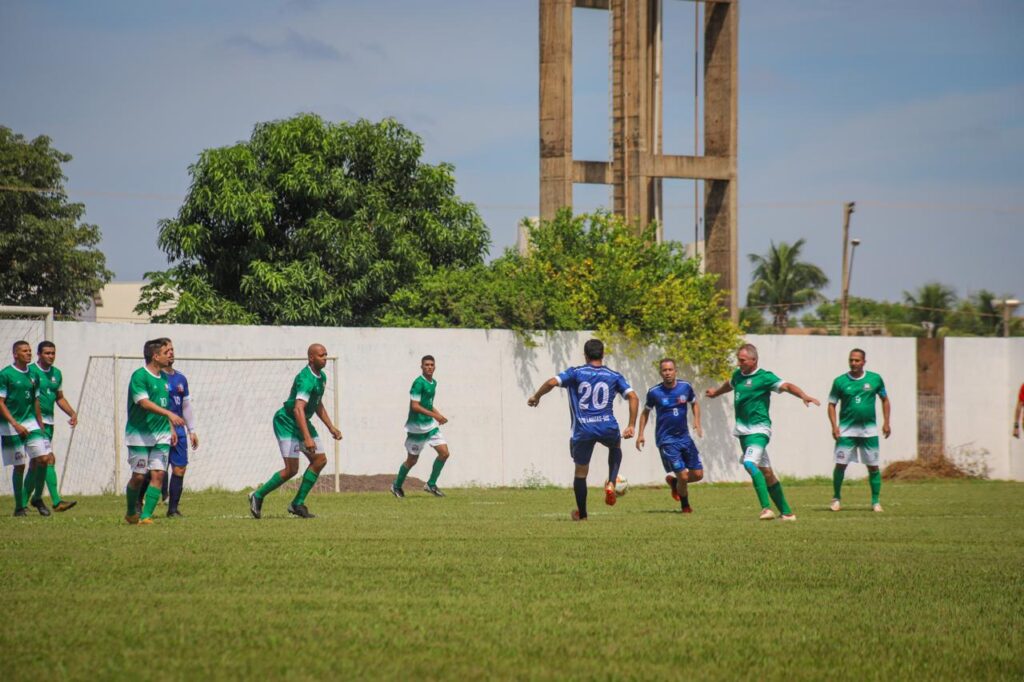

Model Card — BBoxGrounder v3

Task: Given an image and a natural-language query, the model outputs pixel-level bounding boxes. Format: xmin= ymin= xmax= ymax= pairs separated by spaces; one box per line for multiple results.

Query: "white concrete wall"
xmin=944 ymin=338 xmax=1024 ymax=480
xmin=0 ymin=321 xmax=931 ymax=492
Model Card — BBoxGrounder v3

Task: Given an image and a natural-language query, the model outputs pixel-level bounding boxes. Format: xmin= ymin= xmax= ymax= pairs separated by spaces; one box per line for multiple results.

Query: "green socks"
xmin=140 ymin=485 xmax=161 ymax=520
xmin=428 ymin=457 xmax=447 ymax=487
xmin=869 ymin=470 xmax=882 ymax=505
xmin=45 ymin=465 xmax=62 ymax=505
xmin=21 ymin=466 xmax=37 ymax=507
xmin=126 ymin=484 xmax=140 ymax=516
xmin=12 ymin=469 xmax=25 ymax=510
xmin=743 ymin=463 xmax=772 ymax=509
xmin=292 ymin=468 xmax=319 ymax=506
xmin=395 ymin=463 xmax=410 ymax=489
xmin=832 ymin=467 xmax=845 ymax=500
xmin=255 ymin=471 xmax=285 ymax=499
xmin=767 ymin=481 xmax=793 ymax=515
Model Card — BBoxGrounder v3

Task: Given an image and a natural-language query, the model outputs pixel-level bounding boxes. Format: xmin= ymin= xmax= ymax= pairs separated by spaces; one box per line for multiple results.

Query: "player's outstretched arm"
xmin=881 ymin=395 xmax=892 ymax=438
xmin=293 ymin=399 xmax=316 ymax=454
xmin=137 ymin=398 xmax=186 ymax=427
xmin=780 ymin=382 xmax=820 ymax=407
xmin=410 ymin=399 xmax=447 ymax=425
xmin=705 ymin=381 xmax=732 ymax=399
xmin=692 ymin=400 xmax=703 ymax=438
xmin=527 ymin=378 xmax=559 ymax=407
xmin=315 ymin=402 xmax=343 ymax=440
xmin=56 ymin=390 xmax=77 ymax=427
xmin=636 ymin=409 xmax=651 ymax=450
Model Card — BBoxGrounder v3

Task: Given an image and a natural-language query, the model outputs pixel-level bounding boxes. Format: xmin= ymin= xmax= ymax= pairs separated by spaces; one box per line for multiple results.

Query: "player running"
xmin=0 ymin=341 xmax=50 ymax=516
xmin=705 ymin=343 xmax=819 ymax=521
xmin=828 ymin=348 xmax=891 ymax=512
xmin=125 ymin=339 xmax=186 ymax=525
xmin=248 ymin=344 xmax=342 ymax=519
xmin=23 ymin=341 xmax=78 ymax=514
xmin=528 ymin=338 xmax=638 ymax=521
xmin=636 ymin=358 xmax=703 ymax=513
xmin=391 ymin=355 xmax=452 ymax=498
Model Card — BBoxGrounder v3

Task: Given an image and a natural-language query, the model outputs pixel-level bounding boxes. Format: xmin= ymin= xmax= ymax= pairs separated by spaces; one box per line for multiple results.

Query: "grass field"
xmin=2 ymin=479 xmax=1023 ymax=681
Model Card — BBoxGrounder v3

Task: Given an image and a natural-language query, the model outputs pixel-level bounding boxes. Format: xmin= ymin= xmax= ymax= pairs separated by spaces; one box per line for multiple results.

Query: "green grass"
xmin=3 ymin=481 xmax=1023 ymax=681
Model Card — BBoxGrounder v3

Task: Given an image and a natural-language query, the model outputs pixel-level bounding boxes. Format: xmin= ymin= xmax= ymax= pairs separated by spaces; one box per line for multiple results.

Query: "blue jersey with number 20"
xmin=557 ymin=365 xmax=633 ymax=441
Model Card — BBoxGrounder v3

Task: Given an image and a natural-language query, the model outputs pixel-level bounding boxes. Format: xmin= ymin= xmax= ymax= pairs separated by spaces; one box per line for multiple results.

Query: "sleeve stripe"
xmin=132 ymin=391 xmax=149 ymax=404
xmin=295 ymin=392 xmax=311 ymax=402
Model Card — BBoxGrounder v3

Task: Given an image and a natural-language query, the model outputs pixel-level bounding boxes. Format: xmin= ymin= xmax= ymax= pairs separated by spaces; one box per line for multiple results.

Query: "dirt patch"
xmin=882 ymin=456 xmax=971 ymax=481
xmin=282 ymin=473 xmax=427 ymax=493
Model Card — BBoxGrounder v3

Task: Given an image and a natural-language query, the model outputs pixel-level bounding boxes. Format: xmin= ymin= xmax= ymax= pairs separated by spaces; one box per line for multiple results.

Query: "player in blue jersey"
xmin=528 ymin=339 xmax=638 ymax=521
xmin=137 ymin=339 xmax=198 ymax=517
xmin=636 ymin=358 xmax=703 ymax=513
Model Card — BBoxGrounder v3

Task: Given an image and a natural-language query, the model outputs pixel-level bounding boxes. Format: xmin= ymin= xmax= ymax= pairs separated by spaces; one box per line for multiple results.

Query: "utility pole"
xmin=840 ymin=201 xmax=855 ymax=336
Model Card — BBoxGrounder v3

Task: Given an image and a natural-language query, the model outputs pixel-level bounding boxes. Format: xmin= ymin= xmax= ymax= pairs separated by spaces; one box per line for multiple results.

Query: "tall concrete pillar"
xmin=539 ymin=0 xmax=574 ymax=219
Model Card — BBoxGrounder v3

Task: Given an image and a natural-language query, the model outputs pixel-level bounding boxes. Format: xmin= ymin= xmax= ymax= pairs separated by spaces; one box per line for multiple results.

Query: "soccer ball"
xmin=614 ymin=476 xmax=629 ymax=497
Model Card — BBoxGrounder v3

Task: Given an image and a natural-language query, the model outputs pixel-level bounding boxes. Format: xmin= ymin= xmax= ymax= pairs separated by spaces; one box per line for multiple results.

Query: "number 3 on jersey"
xmin=578 ymin=381 xmax=610 ymax=410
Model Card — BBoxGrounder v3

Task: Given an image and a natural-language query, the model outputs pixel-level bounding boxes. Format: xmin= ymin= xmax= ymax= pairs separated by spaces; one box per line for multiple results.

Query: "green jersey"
xmin=730 ymin=368 xmax=783 ymax=437
xmin=278 ymin=365 xmax=327 ymax=425
xmin=30 ymin=362 xmax=62 ymax=424
xmin=405 ymin=375 xmax=439 ymax=437
xmin=125 ymin=366 xmax=171 ymax=446
xmin=828 ymin=371 xmax=887 ymax=437
xmin=0 ymin=364 xmax=41 ymax=435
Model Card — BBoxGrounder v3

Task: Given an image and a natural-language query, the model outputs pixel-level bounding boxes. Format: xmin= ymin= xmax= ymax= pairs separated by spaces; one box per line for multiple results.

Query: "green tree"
xmin=801 ymin=297 xmax=920 ymax=336
xmin=903 ymin=282 xmax=956 ymax=337
xmin=382 ymin=210 xmax=743 ymax=378
xmin=746 ymin=239 xmax=828 ymax=333
xmin=0 ymin=127 xmax=113 ymax=315
xmin=137 ymin=114 xmax=489 ymax=325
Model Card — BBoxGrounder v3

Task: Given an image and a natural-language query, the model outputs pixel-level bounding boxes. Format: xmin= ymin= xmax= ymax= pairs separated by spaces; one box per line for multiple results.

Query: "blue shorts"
xmin=659 ymin=437 xmax=702 ymax=473
xmin=168 ymin=433 xmax=189 ymax=468
xmin=570 ymin=437 xmax=621 ymax=465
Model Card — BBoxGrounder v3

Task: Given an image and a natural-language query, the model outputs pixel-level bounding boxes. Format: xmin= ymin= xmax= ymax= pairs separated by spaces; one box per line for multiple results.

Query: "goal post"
xmin=0 ymin=306 xmax=55 ymax=348
xmin=61 ymin=355 xmax=342 ymax=495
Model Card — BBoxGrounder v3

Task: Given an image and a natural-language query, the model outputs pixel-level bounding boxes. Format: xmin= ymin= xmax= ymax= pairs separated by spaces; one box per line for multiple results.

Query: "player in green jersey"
xmin=23 ymin=341 xmax=78 ymax=514
xmin=249 ymin=344 xmax=343 ymax=519
xmin=705 ymin=343 xmax=820 ymax=521
xmin=827 ymin=348 xmax=891 ymax=512
xmin=391 ymin=355 xmax=451 ymax=498
xmin=0 ymin=341 xmax=50 ymax=516
xmin=124 ymin=339 xmax=186 ymax=525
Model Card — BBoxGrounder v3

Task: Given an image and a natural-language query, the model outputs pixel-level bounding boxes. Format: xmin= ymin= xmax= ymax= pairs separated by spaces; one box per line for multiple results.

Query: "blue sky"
xmin=1 ymin=0 xmax=1021 ymax=304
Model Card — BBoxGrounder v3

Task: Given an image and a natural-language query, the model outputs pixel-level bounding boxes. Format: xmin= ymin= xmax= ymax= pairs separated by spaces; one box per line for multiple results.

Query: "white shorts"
xmin=2 ymin=434 xmax=51 ymax=467
xmin=740 ymin=444 xmax=772 ymax=468
xmin=834 ymin=441 xmax=881 ymax=466
xmin=277 ymin=435 xmax=325 ymax=459
xmin=405 ymin=431 xmax=446 ymax=456
xmin=128 ymin=445 xmax=170 ymax=474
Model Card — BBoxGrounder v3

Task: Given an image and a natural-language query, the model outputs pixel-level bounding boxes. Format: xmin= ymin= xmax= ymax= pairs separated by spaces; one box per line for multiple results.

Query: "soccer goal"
xmin=0 ymin=306 xmax=55 ymax=349
xmin=61 ymin=355 xmax=342 ymax=495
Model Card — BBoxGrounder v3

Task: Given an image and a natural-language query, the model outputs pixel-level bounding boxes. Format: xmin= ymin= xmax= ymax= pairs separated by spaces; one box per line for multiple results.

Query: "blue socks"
xmin=607 ymin=447 xmax=622 ymax=484
xmin=573 ymin=477 xmax=588 ymax=519
xmin=168 ymin=473 xmax=184 ymax=512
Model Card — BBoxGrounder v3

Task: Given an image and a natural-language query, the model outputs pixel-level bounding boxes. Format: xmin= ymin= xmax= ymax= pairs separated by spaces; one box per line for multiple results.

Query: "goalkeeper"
xmin=248 ymin=344 xmax=342 ymax=519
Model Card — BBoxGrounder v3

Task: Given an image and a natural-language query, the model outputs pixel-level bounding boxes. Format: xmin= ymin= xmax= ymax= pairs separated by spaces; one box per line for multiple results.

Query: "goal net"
xmin=60 ymin=356 xmax=341 ymax=495
xmin=0 ymin=306 xmax=54 ymax=354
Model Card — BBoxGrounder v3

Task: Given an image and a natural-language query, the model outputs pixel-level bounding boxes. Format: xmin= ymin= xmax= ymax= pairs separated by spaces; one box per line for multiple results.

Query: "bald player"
xmin=248 ymin=344 xmax=342 ymax=519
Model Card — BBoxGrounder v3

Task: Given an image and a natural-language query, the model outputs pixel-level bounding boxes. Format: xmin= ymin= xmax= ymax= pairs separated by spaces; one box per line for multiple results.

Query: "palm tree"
xmin=747 ymin=239 xmax=829 ymax=333
xmin=903 ymin=282 xmax=956 ymax=337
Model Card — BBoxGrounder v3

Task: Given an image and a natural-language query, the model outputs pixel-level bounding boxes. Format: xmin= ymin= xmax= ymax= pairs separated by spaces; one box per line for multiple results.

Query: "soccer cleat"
xmin=14 ymin=507 xmax=28 ymax=517
xmin=571 ymin=509 xmax=588 ymax=521
xmin=166 ymin=509 xmax=183 ymax=518
xmin=288 ymin=503 xmax=316 ymax=519
xmin=604 ymin=482 xmax=616 ymax=506
xmin=829 ymin=498 xmax=841 ymax=512
xmin=54 ymin=500 xmax=77 ymax=512
xmin=759 ymin=508 xmax=776 ymax=521
xmin=780 ymin=514 xmax=797 ymax=522
xmin=248 ymin=493 xmax=263 ymax=519
xmin=30 ymin=499 xmax=51 ymax=517
xmin=681 ymin=506 xmax=694 ymax=514
xmin=872 ymin=503 xmax=884 ymax=513
xmin=124 ymin=513 xmax=140 ymax=525
xmin=390 ymin=484 xmax=405 ymax=499
xmin=665 ymin=474 xmax=680 ymax=502
xmin=423 ymin=483 xmax=445 ymax=497
xmin=139 ymin=518 xmax=154 ymax=525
